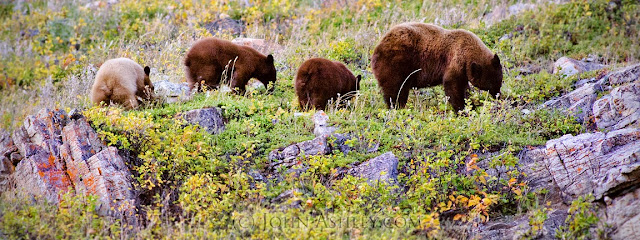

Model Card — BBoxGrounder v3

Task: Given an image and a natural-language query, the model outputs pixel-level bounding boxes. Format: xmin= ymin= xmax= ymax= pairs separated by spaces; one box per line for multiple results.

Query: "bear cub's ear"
xmin=356 ymin=75 xmax=362 ymax=89
xmin=492 ymin=54 xmax=501 ymax=67
xmin=144 ymin=66 xmax=151 ymax=76
xmin=266 ymin=54 xmax=274 ymax=65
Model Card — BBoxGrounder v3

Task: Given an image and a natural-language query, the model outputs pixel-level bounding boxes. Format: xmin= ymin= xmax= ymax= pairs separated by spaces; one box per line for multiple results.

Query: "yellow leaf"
xmin=508 ymin=178 xmax=517 ymax=187
xmin=453 ymin=214 xmax=464 ymax=221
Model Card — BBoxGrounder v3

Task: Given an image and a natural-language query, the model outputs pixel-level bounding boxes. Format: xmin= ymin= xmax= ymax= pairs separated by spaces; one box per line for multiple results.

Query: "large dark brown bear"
xmin=184 ymin=37 xmax=276 ymax=93
xmin=90 ymin=58 xmax=154 ymax=109
xmin=295 ymin=58 xmax=361 ymax=110
xmin=371 ymin=22 xmax=503 ymax=111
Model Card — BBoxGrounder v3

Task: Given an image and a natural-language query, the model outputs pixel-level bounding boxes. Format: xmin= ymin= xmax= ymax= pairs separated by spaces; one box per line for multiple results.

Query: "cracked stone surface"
xmin=593 ymin=82 xmax=640 ymax=131
xmin=543 ymin=82 xmax=601 ymax=123
xmin=5 ymin=109 xmax=137 ymax=221
xmin=533 ymin=128 xmax=640 ymax=200
xmin=347 ymin=152 xmax=399 ymax=184
xmin=268 ymin=136 xmax=331 ymax=168
xmin=179 ymin=107 xmax=226 ymax=134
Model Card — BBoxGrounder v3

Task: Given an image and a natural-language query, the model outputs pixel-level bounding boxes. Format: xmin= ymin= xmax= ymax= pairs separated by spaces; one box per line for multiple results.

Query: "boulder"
xmin=178 ymin=107 xmax=225 ymax=134
xmin=606 ymin=64 xmax=640 ymax=86
xmin=593 ymin=82 xmax=640 ymax=131
xmin=522 ymin=128 xmax=640 ymax=201
xmin=542 ymin=82 xmax=600 ymax=123
xmin=153 ymin=80 xmax=190 ymax=104
xmin=347 ymin=152 xmax=398 ymax=184
xmin=231 ymin=38 xmax=283 ymax=55
xmin=6 ymin=108 xmax=137 ymax=220
xmin=553 ymin=57 xmax=605 ymax=77
xmin=601 ymin=187 xmax=640 ymax=239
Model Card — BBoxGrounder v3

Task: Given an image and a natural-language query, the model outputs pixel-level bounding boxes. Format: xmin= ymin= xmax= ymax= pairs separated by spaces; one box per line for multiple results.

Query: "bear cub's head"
xmin=257 ymin=54 xmax=277 ymax=91
xmin=470 ymin=54 xmax=503 ymax=98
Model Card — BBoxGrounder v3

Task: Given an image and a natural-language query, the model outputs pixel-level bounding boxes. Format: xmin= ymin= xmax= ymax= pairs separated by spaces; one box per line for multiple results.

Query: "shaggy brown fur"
xmin=371 ymin=22 xmax=503 ymax=111
xmin=90 ymin=58 xmax=154 ymax=109
xmin=295 ymin=58 xmax=361 ymax=110
xmin=184 ymin=37 xmax=276 ymax=93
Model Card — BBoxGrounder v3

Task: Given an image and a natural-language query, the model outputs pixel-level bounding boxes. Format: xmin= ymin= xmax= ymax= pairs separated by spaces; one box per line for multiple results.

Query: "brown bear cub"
xmin=90 ymin=58 xmax=154 ymax=109
xmin=184 ymin=37 xmax=277 ymax=93
xmin=295 ymin=58 xmax=361 ymax=110
xmin=371 ymin=22 xmax=503 ymax=111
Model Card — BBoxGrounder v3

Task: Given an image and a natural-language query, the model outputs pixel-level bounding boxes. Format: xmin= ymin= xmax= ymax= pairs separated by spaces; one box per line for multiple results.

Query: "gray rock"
xmin=601 ymin=187 xmax=640 ymax=239
xmin=347 ymin=152 xmax=398 ymax=184
xmin=527 ymin=128 xmax=640 ymax=201
xmin=553 ymin=56 xmax=605 ymax=77
xmin=268 ymin=136 xmax=331 ymax=168
xmin=271 ymin=189 xmax=303 ymax=209
xmin=179 ymin=107 xmax=225 ymax=134
xmin=543 ymin=82 xmax=600 ymax=123
xmin=153 ymin=80 xmax=191 ymax=104
xmin=606 ymin=64 xmax=640 ymax=86
xmin=0 ymin=130 xmax=17 ymax=192
xmin=519 ymin=147 xmax=565 ymax=205
xmin=593 ymin=82 xmax=640 ymax=131
xmin=313 ymin=110 xmax=337 ymax=138
xmin=594 ymin=162 xmax=640 ymax=200
xmin=471 ymin=209 xmax=568 ymax=240
xmin=8 ymin=109 xmax=137 ymax=221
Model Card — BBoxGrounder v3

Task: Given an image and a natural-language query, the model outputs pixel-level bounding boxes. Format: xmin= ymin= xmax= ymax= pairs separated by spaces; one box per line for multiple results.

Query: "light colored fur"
xmin=90 ymin=58 xmax=151 ymax=109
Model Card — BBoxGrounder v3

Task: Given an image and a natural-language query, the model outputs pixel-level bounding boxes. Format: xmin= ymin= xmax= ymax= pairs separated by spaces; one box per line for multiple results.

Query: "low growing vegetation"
xmin=1 ymin=0 xmax=638 ymax=238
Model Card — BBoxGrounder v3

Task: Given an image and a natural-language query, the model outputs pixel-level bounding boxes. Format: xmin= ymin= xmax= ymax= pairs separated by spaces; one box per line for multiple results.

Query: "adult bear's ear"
xmin=492 ymin=54 xmax=501 ymax=67
xmin=266 ymin=54 xmax=274 ymax=65
xmin=471 ymin=62 xmax=482 ymax=79
xmin=144 ymin=66 xmax=150 ymax=76
xmin=185 ymin=58 xmax=191 ymax=67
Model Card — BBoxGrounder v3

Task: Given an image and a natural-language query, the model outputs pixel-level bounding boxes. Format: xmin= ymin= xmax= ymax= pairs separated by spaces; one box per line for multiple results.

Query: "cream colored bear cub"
xmin=90 ymin=58 xmax=154 ymax=109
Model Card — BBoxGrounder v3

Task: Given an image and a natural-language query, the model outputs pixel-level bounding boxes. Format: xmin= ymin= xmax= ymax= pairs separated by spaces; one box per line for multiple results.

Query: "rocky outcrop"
xmin=542 ymin=82 xmax=602 ymax=123
xmin=1 ymin=109 xmax=137 ymax=221
xmin=472 ymin=209 xmax=568 ymax=240
xmin=601 ymin=187 xmax=640 ymax=239
xmin=474 ymin=64 xmax=640 ymax=239
xmin=593 ymin=82 xmax=640 ymax=131
xmin=347 ymin=152 xmax=399 ymax=184
xmin=606 ymin=64 xmax=640 ymax=86
xmin=523 ymin=128 xmax=640 ymax=201
xmin=543 ymin=63 xmax=640 ymax=127
xmin=553 ymin=56 xmax=605 ymax=77
xmin=178 ymin=107 xmax=226 ymax=134
xmin=0 ymin=131 xmax=19 ymax=192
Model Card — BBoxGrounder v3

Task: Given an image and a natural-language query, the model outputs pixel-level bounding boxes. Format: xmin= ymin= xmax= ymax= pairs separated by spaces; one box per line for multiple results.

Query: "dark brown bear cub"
xmin=184 ymin=37 xmax=276 ymax=93
xmin=371 ymin=22 xmax=503 ymax=111
xmin=295 ymin=58 xmax=361 ymax=110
